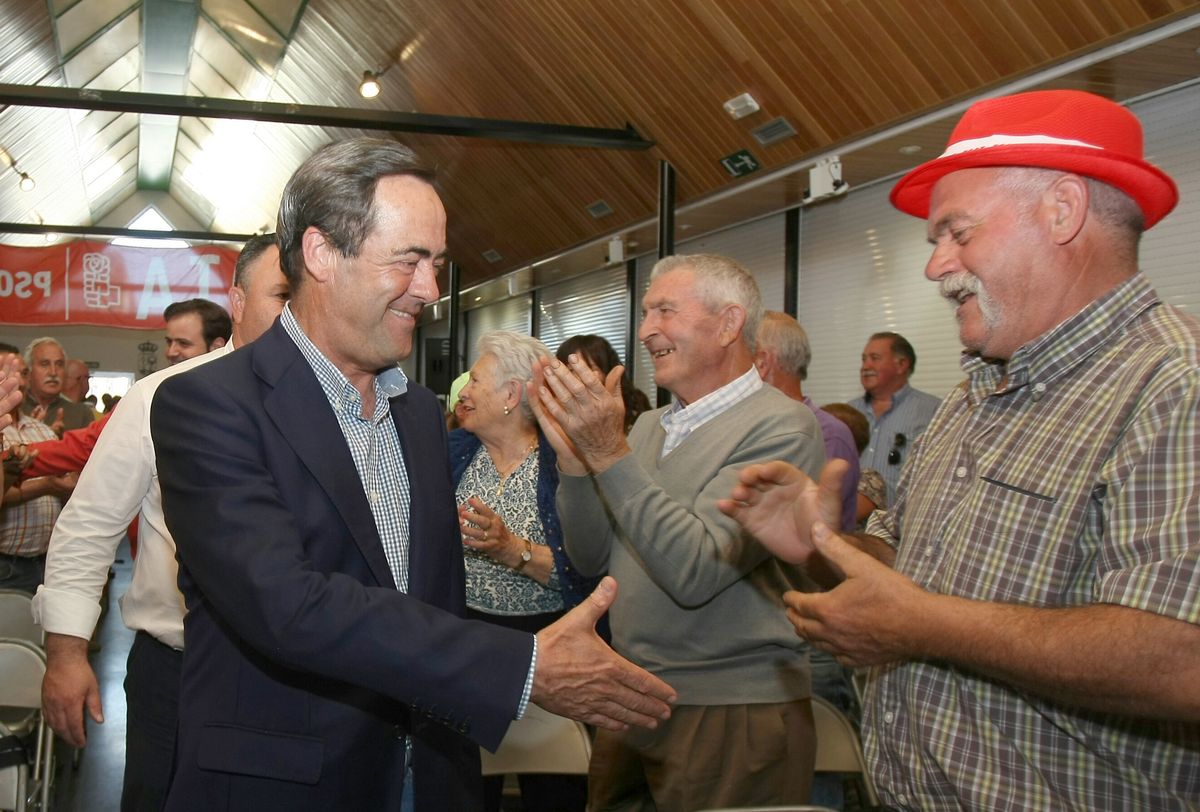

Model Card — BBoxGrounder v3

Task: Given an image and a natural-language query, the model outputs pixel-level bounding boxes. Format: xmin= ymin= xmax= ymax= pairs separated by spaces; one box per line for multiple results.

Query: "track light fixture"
xmin=18 ymin=171 xmax=34 ymax=192
xmin=359 ymin=70 xmax=382 ymax=99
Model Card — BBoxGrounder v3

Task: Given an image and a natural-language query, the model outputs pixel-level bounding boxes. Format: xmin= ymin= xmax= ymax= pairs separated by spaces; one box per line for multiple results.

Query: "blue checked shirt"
xmin=660 ymin=366 xmax=763 ymax=456
xmin=282 ymin=307 xmax=537 ymax=719
xmin=282 ymin=306 xmax=411 ymax=592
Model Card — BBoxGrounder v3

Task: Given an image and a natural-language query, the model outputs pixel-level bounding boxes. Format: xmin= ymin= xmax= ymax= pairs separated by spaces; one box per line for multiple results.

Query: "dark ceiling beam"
xmin=0 ymin=83 xmax=656 ymax=150
xmin=0 ymin=222 xmax=255 ymax=242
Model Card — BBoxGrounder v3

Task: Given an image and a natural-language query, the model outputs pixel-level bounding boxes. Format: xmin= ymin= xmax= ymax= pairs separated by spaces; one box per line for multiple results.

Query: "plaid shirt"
xmin=1 ymin=415 xmax=61 ymax=557
xmin=864 ymin=272 xmax=1200 ymax=810
xmin=660 ymin=366 xmax=763 ymax=456
xmin=282 ymin=306 xmax=412 ymax=592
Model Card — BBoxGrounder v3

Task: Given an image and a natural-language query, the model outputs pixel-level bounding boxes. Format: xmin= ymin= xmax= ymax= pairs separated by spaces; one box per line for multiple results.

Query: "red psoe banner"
xmin=0 ymin=240 xmax=238 ymax=329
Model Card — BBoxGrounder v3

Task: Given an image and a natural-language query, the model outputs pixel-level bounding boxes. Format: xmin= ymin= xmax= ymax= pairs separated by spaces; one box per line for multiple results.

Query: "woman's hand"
xmin=459 ymin=496 xmax=521 ymax=567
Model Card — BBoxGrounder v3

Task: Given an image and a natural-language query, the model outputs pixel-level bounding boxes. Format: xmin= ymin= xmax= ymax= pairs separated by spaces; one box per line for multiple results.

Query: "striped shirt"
xmin=282 ymin=306 xmax=412 ymax=592
xmin=849 ymin=383 xmax=941 ymax=505
xmin=660 ymin=366 xmax=762 ymax=456
xmin=863 ymin=272 xmax=1200 ymax=810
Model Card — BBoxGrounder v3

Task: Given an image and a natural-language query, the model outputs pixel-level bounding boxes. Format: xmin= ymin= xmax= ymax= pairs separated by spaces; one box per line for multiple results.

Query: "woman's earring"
xmin=503 ymin=405 xmax=511 ymax=415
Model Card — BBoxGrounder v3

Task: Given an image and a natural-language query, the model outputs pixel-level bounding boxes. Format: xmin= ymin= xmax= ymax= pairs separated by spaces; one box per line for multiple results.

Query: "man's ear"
xmin=209 ymin=337 xmax=227 ymax=350
xmin=228 ymin=285 xmax=246 ymax=324
xmin=718 ymin=304 xmax=747 ymax=348
xmin=753 ymin=350 xmax=771 ymax=380
xmin=300 ymin=227 xmax=336 ymax=284
xmin=1047 ymin=174 xmax=1088 ymax=246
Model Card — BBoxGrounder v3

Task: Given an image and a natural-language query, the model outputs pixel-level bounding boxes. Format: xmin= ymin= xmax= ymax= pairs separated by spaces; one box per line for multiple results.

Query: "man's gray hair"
xmin=650 ymin=253 xmax=762 ymax=349
xmin=757 ymin=311 xmax=812 ymax=380
xmin=475 ymin=331 xmax=551 ymax=421
xmin=277 ymin=138 xmax=435 ymax=288
xmin=23 ymin=336 xmax=64 ymax=364
xmin=996 ymin=167 xmax=1143 ymax=256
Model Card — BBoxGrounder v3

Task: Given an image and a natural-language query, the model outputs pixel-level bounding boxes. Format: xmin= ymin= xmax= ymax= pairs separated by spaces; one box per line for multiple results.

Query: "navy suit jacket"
xmin=150 ymin=320 xmax=533 ymax=811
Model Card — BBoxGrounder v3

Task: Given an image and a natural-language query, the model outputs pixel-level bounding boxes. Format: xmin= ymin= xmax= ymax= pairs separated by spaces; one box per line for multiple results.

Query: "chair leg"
xmin=15 ymin=762 xmax=28 ymax=812
xmin=38 ymin=727 xmax=53 ymax=812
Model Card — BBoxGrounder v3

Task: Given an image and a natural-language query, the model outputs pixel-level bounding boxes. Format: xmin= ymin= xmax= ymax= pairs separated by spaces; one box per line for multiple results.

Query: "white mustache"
xmin=42 ymin=376 xmax=61 ymax=384
xmin=939 ymin=272 xmax=981 ymax=303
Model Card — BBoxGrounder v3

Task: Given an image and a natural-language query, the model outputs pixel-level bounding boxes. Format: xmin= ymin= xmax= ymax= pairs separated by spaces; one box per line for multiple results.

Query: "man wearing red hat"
xmin=720 ymin=89 xmax=1200 ymax=809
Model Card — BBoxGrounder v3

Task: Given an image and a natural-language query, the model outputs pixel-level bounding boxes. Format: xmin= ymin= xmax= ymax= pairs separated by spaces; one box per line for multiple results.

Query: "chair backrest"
xmin=811 ymin=695 xmax=878 ymax=806
xmin=479 ymin=703 xmax=592 ymax=776
xmin=0 ymin=591 xmax=42 ymax=647
xmin=0 ymin=639 xmax=46 ymax=710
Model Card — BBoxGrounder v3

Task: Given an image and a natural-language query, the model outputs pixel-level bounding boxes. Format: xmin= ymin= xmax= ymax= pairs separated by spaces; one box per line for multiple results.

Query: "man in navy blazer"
xmin=150 ymin=138 xmax=674 ymax=811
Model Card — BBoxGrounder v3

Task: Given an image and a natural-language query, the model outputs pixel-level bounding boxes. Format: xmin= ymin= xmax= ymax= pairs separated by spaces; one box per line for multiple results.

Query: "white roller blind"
xmin=536 ymin=265 xmax=628 ymax=360
xmin=678 ymin=213 xmax=787 ymax=310
xmin=465 ymin=294 xmax=532 ymax=366
xmin=798 ymin=189 xmax=961 ymax=407
xmin=1135 ymin=82 xmax=1200 ymax=317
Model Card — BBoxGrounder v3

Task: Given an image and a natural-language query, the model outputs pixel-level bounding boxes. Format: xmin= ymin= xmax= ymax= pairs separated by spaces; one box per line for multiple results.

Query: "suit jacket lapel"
xmin=389 ymin=388 xmax=429 ymax=601
xmin=255 ymin=323 xmax=397 ymax=589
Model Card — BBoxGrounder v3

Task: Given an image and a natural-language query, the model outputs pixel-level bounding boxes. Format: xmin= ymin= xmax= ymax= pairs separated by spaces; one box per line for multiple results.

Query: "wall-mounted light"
xmin=18 ymin=171 xmax=34 ymax=192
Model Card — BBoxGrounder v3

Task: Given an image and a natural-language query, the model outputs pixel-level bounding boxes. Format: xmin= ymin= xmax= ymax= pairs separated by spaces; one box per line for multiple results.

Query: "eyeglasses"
xmin=887 ymin=433 xmax=907 ymax=465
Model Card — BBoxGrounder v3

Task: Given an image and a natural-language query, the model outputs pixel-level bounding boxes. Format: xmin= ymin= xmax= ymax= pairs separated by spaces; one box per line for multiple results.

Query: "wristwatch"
xmin=514 ymin=539 xmax=533 ymax=571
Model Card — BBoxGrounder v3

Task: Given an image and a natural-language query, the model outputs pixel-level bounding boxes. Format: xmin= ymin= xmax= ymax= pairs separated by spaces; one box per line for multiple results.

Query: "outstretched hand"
xmin=783 ymin=521 xmax=928 ymax=667
xmin=533 ymin=576 xmax=675 ymax=730
xmin=717 ymin=458 xmax=847 ymax=565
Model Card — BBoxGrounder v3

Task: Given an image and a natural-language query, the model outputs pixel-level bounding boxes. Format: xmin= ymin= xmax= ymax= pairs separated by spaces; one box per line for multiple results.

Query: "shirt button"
xmin=883 ymin=711 xmax=895 ymax=724
xmin=924 ymin=545 xmax=934 ymax=557
xmin=955 ymin=466 xmax=967 ymax=478
xmin=370 ymin=490 xmax=379 ymax=503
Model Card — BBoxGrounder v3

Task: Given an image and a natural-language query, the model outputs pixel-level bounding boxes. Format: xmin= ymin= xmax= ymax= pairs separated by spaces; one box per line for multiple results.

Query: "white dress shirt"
xmin=32 ymin=345 xmax=234 ymax=649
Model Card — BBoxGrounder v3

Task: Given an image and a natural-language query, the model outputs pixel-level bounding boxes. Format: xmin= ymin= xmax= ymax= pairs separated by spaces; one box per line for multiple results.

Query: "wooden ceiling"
xmin=350 ymin=0 xmax=1200 ymax=290
xmin=2 ymin=0 xmax=1199 ymax=300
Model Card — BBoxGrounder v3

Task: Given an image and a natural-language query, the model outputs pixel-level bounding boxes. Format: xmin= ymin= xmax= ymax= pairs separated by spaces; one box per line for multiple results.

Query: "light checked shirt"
xmin=282 ymin=306 xmax=537 ymax=717
xmin=1 ymin=416 xmax=60 ymax=557
xmin=282 ymin=305 xmax=412 ymax=592
xmin=863 ymin=272 xmax=1200 ymax=810
xmin=660 ymin=366 xmax=763 ymax=456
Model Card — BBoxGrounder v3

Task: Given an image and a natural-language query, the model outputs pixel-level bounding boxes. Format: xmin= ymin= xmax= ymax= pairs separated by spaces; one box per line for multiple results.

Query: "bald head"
xmin=63 ymin=358 xmax=90 ymax=402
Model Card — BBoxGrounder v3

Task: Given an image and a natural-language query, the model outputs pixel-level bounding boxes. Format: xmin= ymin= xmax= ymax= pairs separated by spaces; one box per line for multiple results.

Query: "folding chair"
xmin=480 ymin=702 xmax=592 ymax=776
xmin=812 ymin=695 xmax=878 ymax=807
xmin=0 ymin=592 xmax=42 ymax=648
xmin=0 ymin=639 xmax=53 ymax=811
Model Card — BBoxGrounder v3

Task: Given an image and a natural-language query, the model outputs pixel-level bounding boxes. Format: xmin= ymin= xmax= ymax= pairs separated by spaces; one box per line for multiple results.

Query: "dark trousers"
xmin=0 ymin=552 xmax=45 ymax=593
xmin=122 ymin=631 xmax=182 ymax=812
xmin=467 ymin=608 xmax=586 ymax=812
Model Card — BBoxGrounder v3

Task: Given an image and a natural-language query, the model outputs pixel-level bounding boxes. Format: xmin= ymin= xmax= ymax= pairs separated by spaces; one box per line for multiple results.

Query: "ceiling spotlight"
xmin=18 ymin=171 xmax=34 ymax=192
xmin=359 ymin=70 xmax=382 ymax=99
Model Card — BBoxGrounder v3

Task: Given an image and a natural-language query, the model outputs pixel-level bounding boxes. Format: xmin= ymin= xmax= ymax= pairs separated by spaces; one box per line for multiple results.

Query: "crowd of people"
xmin=0 ymin=87 xmax=1195 ymax=812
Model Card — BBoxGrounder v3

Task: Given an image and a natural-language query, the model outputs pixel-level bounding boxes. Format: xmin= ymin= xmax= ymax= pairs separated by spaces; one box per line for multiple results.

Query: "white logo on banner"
xmin=82 ymin=253 xmax=121 ymax=308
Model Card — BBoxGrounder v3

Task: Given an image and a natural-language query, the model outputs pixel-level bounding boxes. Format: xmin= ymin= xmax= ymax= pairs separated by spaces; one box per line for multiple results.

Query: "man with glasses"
xmin=849 ymin=332 xmax=939 ymax=504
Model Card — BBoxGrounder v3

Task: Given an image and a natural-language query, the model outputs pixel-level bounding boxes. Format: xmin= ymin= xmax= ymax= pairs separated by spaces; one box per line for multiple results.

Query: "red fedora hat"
xmin=890 ymin=90 xmax=1178 ymax=228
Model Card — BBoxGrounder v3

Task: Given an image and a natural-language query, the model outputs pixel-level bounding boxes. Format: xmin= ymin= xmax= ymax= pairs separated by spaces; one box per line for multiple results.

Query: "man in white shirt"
xmin=33 ymin=234 xmax=287 ymax=812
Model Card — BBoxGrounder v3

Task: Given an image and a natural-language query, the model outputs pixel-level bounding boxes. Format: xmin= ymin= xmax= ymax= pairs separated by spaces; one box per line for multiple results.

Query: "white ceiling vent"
xmin=751 ymin=117 xmax=798 ymax=146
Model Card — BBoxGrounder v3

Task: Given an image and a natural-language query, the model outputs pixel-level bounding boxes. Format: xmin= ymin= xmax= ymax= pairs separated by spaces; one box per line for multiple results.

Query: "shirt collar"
xmin=662 ymin=365 xmax=762 ymax=427
xmin=961 ymin=271 xmax=1158 ymax=401
xmin=280 ymin=303 xmax=409 ymax=418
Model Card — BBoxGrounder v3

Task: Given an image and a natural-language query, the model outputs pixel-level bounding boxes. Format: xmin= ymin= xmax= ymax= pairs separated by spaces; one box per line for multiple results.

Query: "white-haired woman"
xmin=449 ymin=330 xmax=593 ymax=812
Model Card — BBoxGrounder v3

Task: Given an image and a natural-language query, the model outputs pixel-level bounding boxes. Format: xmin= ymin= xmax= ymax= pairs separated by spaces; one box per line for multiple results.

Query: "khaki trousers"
xmin=588 ymin=700 xmax=816 ymax=812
